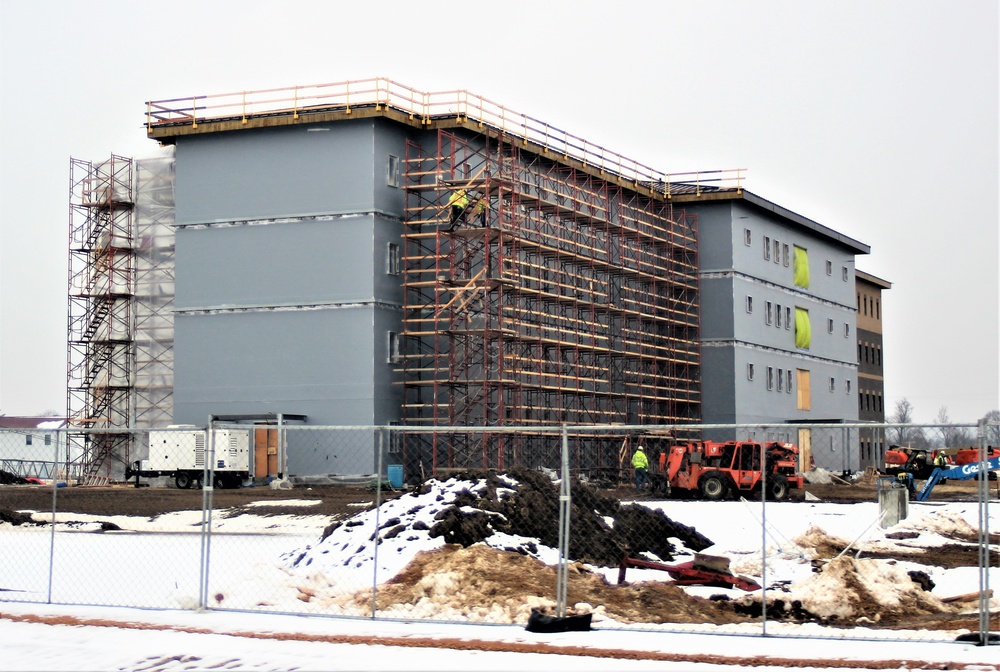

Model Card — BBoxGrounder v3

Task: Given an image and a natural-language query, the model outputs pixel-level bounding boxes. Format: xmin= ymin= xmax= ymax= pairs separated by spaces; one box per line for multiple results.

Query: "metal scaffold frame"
xmin=401 ymin=129 xmax=701 ymax=478
xmin=67 ymin=155 xmax=136 ymax=477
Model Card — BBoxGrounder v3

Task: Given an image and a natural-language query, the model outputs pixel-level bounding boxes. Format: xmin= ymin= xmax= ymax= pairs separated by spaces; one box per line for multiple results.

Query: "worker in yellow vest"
xmin=472 ymin=194 xmax=489 ymax=227
xmin=632 ymin=445 xmax=649 ymax=490
xmin=447 ymin=189 xmax=470 ymax=229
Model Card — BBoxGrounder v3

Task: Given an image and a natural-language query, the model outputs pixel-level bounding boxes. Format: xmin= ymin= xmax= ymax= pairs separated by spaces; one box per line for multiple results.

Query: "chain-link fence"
xmin=1 ymin=421 xmax=996 ymax=644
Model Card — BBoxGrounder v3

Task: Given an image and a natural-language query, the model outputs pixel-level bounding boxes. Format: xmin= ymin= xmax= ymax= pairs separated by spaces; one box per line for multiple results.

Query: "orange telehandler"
xmin=652 ymin=440 xmax=804 ymax=501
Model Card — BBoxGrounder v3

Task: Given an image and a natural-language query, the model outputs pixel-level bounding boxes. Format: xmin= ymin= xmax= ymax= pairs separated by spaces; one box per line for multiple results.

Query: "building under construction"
xmin=67 ymin=78 xmax=745 ymax=479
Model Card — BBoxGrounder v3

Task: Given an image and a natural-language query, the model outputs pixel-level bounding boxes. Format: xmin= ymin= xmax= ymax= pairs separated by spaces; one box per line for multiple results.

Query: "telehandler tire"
xmin=766 ymin=474 xmax=789 ymax=501
xmin=699 ymin=473 xmax=728 ymax=500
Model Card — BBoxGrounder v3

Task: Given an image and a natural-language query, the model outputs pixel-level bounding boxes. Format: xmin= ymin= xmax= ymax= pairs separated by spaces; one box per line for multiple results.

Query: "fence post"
xmin=46 ymin=428 xmax=61 ymax=603
xmin=555 ymin=425 xmax=571 ymax=617
xmin=760 ymin=426 xmax=768 ymax=636
xmin=372 ymin=427 xmax=385 ymax=620
xmin=976 ymin=417 xmax=992 ymax=646
xmin=198 ymin=419 xmax=216 ymax=610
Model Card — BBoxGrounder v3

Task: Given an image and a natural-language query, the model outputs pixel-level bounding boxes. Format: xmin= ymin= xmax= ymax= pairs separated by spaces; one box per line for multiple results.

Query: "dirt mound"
xmin=792 ymin=525 xmax=852 ymax=560
xmin=334 ymin=544 xmax=750 ymax=626
xmin=0 ymin=508 xmax=41 ymax=526
xmin=0 ymin=470 xmax=29 ymax=485
xmin=422 ymin=468 xmax=712 ymax=566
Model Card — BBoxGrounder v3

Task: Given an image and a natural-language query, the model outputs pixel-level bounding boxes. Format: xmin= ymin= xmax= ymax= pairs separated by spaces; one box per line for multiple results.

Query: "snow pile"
xmin=767 ymin=555 xmax=951 ymax=622
xmin=900 ymin=509 xmax=979 ymax=541
xmin=803 ymin=468 xmax=836 ymax=485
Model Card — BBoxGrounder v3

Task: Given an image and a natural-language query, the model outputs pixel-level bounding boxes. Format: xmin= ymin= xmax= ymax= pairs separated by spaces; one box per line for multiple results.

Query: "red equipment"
xmin=655 ymin=440 xmax=804 ymax=501
xmin=617 ymin=553 xmax=761 ymax=592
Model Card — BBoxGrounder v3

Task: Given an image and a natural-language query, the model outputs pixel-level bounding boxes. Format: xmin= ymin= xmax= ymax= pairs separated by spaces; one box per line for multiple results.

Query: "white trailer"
xmin=126 ymin=428 xmax=251 ymax=489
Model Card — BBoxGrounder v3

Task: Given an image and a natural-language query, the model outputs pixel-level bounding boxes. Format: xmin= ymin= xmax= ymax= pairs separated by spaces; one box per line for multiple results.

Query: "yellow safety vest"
xmin=632 ymin=449 xmax=648 ymax=469
xmin=448 ymin=189 xmax=469 ymax=208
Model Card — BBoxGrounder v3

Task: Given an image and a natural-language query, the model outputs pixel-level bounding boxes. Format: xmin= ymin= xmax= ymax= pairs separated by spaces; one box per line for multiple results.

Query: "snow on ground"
xmin=1 ymin=601 xmax=998 ymax=672
xmin=2 ymin=475 xmax=999 ymax=670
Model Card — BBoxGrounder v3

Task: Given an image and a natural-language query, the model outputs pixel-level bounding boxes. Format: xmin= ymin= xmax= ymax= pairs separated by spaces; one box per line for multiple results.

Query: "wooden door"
xmin=253 ymin=427 xmax=278 ymax=478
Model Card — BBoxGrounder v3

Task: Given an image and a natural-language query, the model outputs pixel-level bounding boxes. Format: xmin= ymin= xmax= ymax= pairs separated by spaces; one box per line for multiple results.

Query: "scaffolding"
xmin=401 ymin=129 xmax=701 ymax=476
xmin=67 ymin=155 xmax=135 ymax=477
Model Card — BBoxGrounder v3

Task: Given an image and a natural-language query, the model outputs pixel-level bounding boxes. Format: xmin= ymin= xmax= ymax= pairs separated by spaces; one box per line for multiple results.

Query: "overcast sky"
xmin=1 ymin=0 xmax=996 ymax=423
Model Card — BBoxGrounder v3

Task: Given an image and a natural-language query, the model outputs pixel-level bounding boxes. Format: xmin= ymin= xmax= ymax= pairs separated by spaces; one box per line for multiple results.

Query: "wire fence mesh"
xmin=0 ymin=421 xmax=996 ymax=644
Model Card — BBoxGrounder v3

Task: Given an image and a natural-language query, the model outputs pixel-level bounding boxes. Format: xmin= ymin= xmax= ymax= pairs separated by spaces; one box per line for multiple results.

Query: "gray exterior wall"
xmin=170 ymin=118 xmax=407 ymax=476
xmin=691 ymin=200 xmax=863 ymax=470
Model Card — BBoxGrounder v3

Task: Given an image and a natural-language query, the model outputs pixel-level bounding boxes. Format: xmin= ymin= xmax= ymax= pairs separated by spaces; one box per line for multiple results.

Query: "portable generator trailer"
xmin=125 ymin=428 xmax=251 ymax=489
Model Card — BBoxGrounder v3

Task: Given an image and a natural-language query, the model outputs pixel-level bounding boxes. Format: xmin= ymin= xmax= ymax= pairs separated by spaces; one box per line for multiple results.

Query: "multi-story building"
xmin=68 ymin=79 xmax=878 ymax=479
xmin=855 ymin=270 xmax=891 ymax=469
xmin=678 ymin=192 xmax=869 ymax=472
xmin=71 ymin=80 xmax=717 ymax=479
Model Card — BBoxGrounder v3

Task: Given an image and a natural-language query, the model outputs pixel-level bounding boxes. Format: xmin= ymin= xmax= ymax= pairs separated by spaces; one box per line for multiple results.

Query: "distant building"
xmin=0 ymin=416 xmax=69 ymax=477
xmin=677 ymin=192 xmax=869 ymax=473
xmin=855 ymin=270 xmax=891 ymax=469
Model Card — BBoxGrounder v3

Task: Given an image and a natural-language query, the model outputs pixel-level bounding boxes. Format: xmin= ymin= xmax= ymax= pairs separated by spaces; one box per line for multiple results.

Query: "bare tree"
xmin=935 ymin=406 xmax=974 ymax=447
xmin=983 ymin=409 xmax=1000 ymax=447
xmin=887 ymin=398 xmax=928 ymax=448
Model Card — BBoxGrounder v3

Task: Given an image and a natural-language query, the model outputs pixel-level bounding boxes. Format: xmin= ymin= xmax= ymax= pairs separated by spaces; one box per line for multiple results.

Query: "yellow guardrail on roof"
xmin=146 ymin=77 xmax=744 ymax=197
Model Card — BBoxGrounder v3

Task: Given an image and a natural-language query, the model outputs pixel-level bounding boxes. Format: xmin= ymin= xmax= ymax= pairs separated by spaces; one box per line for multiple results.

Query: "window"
xmin=773 ymin=239 xmax=780 ymax=264
xmin=744 ymin=228 xmax=752 ymax=246
xmin=763 ymin=236 xmax=771 ymax=260
xmin=796 ymin=369 xmax=811 ymax=410
xmin=746 ymin=296 xmax=753 ymax=313
xmin=387 ymin=154 xmax=400 ymax=187
xmin=386 ymin=242 xmax=401 ymax=275
xmin=782 ymin=243 xmax=790 ymax=267
xmin=795 ymin=308 xmax=810 ymax=349
xmin=387 ymin=331 xmax=401 ymax=364
xmin=747 ymin=363 xmax=755 ymax=381
xmin=827 ymin=318 xmax=834 ymax=334
xmin=863 ymin=295 xmax=868 ymax=315
xmin=775 ymin=304 xmax=782 ymax=328
xmin=793 ymin=246 xmax=809 ymax=288
xmin=44 ymin=434 xmax=51 ymax=446
xmin=786 ymin=369 xmax=793 ymax=394
xmin=842 ymin=266 xmax=849 ymax=282
xmin=858 ymin=343 xmax=863 ymax=361
xmin=857 ymin=293 xmax=861 ymax=310
xmin=859 ymin=392 xmax=864 ymax=412
xmin=845 ymin=379 xmax=851 ymax=394
xmin=25 ymin=434 xmax=32 ymax=446
xmin=877 ymin=347 xmax=882 ymax=366
xmin=826 ymin=260 xmax=833 ymax=275
xmin=765 ymin=301 xmax=773 ymax=325
xmin=767 ymin=366 xmax=774 ymax=390
xmin=876 ymin=300 xmax=880 ymax=320
xmin=785 ymin=306 xmax=791 ymax=330
xmin=777 ymin=369 xmax=784 ymax=392
xmin=829 ymin=377 xmax=836 ymax=392
xmin=844 ymin=323 xmax=850 ymax=338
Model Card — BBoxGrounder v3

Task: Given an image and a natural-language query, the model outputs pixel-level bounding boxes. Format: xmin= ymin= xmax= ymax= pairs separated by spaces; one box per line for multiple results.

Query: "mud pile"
xmin=419 ymin=467 xmax=712 ymax=565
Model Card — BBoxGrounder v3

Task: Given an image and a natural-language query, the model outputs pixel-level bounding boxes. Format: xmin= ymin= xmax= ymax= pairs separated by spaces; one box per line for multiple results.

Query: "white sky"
xmin=1 ymin=0 xmax=997 ymax=421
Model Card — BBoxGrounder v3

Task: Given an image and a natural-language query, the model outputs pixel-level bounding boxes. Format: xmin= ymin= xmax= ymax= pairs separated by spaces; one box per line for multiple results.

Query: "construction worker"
xmin=632 ymin=445 xmax=649 ymax=491
xmin=472 ymin=194 xmax=489 ymax=227
xmin=447 ymin=188 xmax=470 ymax=229
xmin=896 ymin=471 xmax=916 ymax=499
xmin=934 ymin=452 xmax=947 ymax=468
